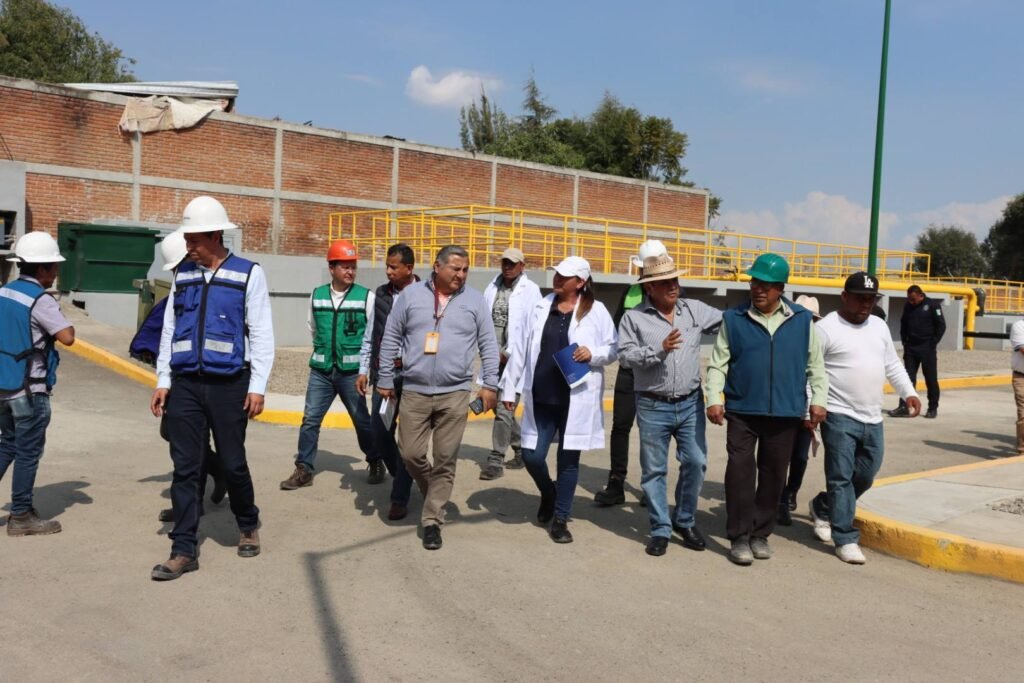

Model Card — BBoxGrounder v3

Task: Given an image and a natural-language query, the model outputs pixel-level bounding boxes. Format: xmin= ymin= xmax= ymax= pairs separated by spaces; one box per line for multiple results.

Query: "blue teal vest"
xmin=169 ymin=254 xmax=254 ymax=376
xmin=0 ymin=278 xmax=59 ymax=392
xmin=723 ymin=299 xmax=811 ymax=418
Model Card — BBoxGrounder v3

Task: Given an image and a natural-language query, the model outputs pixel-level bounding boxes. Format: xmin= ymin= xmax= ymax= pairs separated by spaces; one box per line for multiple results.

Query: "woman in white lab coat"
xmin=501 ymin=256 xmax=617 ymax=543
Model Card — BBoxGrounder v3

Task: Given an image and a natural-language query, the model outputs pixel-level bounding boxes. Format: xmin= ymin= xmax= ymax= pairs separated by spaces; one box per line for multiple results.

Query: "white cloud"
xmin=738 ymin=69 xmax=804 ymax=95
xmin=908 ymin=196 xmax=1011 ymax=239
xmin=405 ymin=65 xmax=501 ymax=108
xmin=718 ymin=60 xmax=807 ymax=95
xmin=719 ymin=191 xmax=899 ymax=247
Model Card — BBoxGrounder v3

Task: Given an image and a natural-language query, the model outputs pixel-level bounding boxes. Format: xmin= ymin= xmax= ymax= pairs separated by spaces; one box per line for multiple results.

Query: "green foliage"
xmin=0 ymin=0 xmax=135 ymax=83
xmin=458 ymin=74 xmax=716 ymax=202
xmin=914 ymin=224 xmax=987 ymax=277
xmin=982 ymin=193 xmax=1024 ymax=280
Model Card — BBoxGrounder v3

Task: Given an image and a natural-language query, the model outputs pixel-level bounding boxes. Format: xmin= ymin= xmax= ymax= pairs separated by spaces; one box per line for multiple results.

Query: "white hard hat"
xmin=7 ymin=232 xmax=66 ymax=263
xmin=631 ymin=239 xmax=668 ymax=268
xmin=160 ymin=230 xmax=188 ymax=271
xmin=179 ymin=196 xmax=238 ymax=233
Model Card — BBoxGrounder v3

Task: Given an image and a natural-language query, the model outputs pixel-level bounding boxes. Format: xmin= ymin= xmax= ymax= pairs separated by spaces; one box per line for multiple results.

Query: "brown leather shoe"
xmin=151 ymin=554 xmax=198 ymax=581
xmin=238 ymin=529 xmax=261 ymax=558
xmin=280 ymin=465 xmax=313 ymax=490
xmin=7 ymin=510 xmax=61 ymax=536
xmin=387 ymin=503 xmax=408 ymax=521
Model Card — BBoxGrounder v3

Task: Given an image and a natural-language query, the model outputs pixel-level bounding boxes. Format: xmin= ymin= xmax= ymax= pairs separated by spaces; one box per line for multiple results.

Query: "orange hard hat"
xmin=327 ymin=239 xmax=357 ymax=262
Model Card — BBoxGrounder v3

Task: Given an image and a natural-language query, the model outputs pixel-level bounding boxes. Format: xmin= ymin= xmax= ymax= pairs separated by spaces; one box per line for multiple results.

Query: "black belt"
xmin=639 ymin=388 xmax=699 ymax=404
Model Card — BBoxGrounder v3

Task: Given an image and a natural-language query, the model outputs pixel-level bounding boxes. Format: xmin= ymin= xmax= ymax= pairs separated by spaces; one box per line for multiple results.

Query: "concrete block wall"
xmin=0 ymin=75 xmax=708 ymax=267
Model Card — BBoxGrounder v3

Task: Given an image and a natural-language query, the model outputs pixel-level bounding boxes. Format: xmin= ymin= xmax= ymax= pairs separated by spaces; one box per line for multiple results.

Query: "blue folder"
xmin=553 ymin=343 xmax=590 ymax=389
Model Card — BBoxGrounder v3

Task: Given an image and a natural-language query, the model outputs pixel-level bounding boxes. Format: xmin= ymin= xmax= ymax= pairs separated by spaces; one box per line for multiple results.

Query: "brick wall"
xmin=0 ymin=77 xmax=707 ymax=262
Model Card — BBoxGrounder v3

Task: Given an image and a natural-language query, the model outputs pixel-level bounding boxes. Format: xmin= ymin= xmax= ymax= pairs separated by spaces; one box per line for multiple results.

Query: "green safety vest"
xmin=624 ymin=284 xmax=644 ymax=311
xmin=310 ymin=283 xmax=369 ymax=372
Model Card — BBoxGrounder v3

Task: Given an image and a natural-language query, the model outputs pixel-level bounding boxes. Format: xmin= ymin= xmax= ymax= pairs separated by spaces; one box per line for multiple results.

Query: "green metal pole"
xmin=867 ymin=0 xmax=892 ymax=276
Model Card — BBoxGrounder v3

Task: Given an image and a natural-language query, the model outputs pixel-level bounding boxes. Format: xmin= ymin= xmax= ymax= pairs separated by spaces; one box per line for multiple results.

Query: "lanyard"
xmin=433 ymin=285 xmax=453 ymax=327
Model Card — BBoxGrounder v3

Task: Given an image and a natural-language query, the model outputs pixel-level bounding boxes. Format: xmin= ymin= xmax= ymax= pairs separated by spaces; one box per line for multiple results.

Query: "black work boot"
xmin=594 ymin=477 xmax=625 ymax=507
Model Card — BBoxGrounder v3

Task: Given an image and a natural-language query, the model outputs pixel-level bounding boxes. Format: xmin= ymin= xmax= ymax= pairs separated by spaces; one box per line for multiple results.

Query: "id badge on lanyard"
xmin=426 ymin=286 xmax=450 ymax=354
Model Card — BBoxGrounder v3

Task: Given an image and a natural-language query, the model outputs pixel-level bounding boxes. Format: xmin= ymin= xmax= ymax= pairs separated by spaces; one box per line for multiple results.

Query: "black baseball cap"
xmin=844 ymin=271 xmax=880 ymax=295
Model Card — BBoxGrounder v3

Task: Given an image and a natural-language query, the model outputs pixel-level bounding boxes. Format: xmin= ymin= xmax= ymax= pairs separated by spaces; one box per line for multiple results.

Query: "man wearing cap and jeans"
xmin=808 ymin=272 xmax=920 ymax=564
xmin=480 ymin=247 xmax=542 ymax=481
xmin=617 ymin=252 xmax=722 ymax=557
xmin=706 ymin=253 xmax=828 ymax=566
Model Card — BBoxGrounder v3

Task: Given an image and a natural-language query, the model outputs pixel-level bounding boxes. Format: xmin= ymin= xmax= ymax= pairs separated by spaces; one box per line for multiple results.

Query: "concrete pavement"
xmin=0 ymin=353 xmax=1022 ymax=680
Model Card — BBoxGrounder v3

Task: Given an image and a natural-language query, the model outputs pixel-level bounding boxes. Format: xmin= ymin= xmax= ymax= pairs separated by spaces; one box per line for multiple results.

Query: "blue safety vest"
xmin=0 ymin=278 xmax=59 ymax=393
xmin=169 ymin=254 xmax=254 ymax=376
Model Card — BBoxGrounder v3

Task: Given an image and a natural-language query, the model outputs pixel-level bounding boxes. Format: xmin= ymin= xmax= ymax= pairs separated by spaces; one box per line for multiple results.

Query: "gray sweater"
xmin=377 ymin=279 xmax=500 ymax=394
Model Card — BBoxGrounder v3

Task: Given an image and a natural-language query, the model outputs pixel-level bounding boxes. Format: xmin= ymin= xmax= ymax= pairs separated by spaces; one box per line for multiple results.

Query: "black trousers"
xmin=901 ymin=343 xmax=939 ymax=411
xmin=165 ymin=371 xmax=259 ymax=557
xmin=608 ymin=366 xmax=636 ymax=482
xmin=724 ymin=413 xmax=801 ymax=540
xmin=161 ymin=414 xmax=224 ymax=510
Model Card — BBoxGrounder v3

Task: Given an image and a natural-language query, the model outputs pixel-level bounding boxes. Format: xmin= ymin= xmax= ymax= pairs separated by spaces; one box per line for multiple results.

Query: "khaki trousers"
xmin=397 ymin=390 xmax=471 ymax=527
xmin=1013 ymin=373 xmax=1024 ymax=455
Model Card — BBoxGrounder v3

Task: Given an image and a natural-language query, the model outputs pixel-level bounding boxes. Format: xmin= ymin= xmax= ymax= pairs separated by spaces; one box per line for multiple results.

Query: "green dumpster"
xmin=58 ymin=223 xmax=160 ymax=293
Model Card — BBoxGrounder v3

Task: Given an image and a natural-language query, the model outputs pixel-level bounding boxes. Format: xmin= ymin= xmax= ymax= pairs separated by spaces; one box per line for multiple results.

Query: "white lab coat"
xmin=481 ymin=273 xmax=543 ymax=389
xmin=501 ymin=294 xmax=617 ymax=452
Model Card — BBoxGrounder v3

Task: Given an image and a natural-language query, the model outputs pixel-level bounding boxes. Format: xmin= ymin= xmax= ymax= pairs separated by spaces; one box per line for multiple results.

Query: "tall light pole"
xmin=867 ymin=0 xmax=892 ymax=276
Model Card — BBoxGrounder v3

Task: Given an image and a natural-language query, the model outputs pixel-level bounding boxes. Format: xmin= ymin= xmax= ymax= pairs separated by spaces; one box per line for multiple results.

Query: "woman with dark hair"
xmin=501 ymin=256 xmax=617 ymax=543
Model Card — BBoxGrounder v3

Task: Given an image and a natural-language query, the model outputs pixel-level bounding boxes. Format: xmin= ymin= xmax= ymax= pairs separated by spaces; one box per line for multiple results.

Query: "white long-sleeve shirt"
xmin=1010 ymin=320 xmax=1024 ymax=374
xmin=816 ymin=311 xmax=917 ymax=424
xmin=157 ymin=261 xmax=275 ymax=395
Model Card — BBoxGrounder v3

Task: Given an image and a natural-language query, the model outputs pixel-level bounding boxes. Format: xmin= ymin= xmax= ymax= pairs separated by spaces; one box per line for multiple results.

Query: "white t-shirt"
xmin=817 ymin=311 xmax=917 ymax=424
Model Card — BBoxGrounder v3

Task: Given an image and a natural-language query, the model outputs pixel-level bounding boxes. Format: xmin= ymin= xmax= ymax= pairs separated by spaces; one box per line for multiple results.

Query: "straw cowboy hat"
xmin=636 ymin=253 xmax=688 ymax=283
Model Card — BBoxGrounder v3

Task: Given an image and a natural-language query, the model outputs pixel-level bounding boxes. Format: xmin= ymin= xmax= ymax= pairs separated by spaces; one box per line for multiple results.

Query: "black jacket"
xmin=368 ymin=275 xmax=419 ymax=383
xmin=900 ymin=297 xmax=946 ymax=347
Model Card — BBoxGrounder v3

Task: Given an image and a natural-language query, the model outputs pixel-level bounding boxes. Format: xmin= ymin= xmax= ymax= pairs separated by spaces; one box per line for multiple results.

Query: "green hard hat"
xmin=746 ymin=253 xmax=790 ymax=284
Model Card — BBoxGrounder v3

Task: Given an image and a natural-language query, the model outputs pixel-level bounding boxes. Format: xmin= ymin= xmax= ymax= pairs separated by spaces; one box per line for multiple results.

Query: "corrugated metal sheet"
xmin=63 ymin=81 xmax=239 ymax=100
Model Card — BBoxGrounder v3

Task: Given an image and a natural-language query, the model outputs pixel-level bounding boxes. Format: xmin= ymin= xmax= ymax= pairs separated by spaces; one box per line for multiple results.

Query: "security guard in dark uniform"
xmin=889 ymin=285 xmax=945 ymax=419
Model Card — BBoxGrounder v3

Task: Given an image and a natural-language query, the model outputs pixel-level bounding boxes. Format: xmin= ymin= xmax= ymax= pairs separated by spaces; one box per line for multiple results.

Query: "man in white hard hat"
xmin=149 ymin=196 xmax=275 ymax=581
xmin=595 ymin=239 xmax=669 ymax=507
xmin=0 ymin=231 xmax=76 ymax=536
xmin=479 ymin=246 xmax=542 ymax=481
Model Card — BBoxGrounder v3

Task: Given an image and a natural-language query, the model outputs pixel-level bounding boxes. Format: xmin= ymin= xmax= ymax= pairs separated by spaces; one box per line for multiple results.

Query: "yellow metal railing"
xmin=328 ymin=205 xmax=928 ymax=282
xmin=923 ymin=276 xmax=1024 ymax=315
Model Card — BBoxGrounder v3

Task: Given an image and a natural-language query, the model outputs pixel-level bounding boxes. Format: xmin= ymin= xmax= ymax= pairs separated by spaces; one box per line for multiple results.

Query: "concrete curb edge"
xmin=856 ymin=455 xmax=1024 ymax=584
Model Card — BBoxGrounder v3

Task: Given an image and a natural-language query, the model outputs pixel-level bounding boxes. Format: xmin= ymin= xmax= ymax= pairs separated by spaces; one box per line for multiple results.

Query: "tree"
xmin=914 ymin=224 xmax=987 ymax=277
xmin=982 ymin=193 xmax=1024 ymax=280
xmin=459 ymin=87 xmax=511 ymax=153
xmin=458 ymin=75 xmax=716 ymax=205
xmin=0 ymin=0 xmax=135 ymax=83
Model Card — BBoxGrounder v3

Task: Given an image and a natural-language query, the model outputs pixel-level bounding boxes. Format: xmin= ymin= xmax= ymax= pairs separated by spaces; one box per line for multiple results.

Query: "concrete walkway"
xmin=858 ymin=456 xmax=1024 ymax=583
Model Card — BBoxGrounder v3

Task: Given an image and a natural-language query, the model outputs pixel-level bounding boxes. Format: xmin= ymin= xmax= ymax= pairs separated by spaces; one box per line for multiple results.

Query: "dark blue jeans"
xmin=814 ymin=412 xmax=885 ymax=546
xmin=296 ymin=368 xmax=378 ymax=472
xmin=522 ymin=402 xmax=580 ymax=521
xmin=165 ymin=372 xmax=259 ymax=557
xmin=0 ymin=394 xmax=52 ymax=515
xmin=371 ymin=379 xmax=413 ymax=506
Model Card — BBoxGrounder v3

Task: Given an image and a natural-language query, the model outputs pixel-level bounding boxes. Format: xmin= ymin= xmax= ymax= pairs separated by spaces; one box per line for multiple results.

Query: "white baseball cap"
xmin=548 ymin=256 xmax=591 ymax=280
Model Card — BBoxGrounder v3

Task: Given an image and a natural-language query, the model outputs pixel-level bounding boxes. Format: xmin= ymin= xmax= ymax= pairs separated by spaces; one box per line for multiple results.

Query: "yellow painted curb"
xmin=855 ymin=455 xmax=1024 ymax=584
xmin=883 ymin=373 xmax=1010 ymax=394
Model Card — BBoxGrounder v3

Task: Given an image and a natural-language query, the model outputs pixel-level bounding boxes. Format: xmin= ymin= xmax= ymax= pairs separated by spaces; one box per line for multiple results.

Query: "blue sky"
xmin=63 ymin=0 xmax=1023 ymax=250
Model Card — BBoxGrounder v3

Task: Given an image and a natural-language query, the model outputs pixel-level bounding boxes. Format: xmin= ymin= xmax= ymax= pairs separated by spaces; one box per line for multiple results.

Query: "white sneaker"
xmin=836 ymin=543 xmax=867 ymax=564
xmin=808 ymin=501 xmax=832 ymax=543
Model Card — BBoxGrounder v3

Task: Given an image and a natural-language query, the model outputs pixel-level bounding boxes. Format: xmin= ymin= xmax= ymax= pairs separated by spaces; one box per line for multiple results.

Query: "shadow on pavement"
xmin=922 ymin=439 xmax=1015 ymax=460
xmin=34 ymin=480 xmax=93 ymax=519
